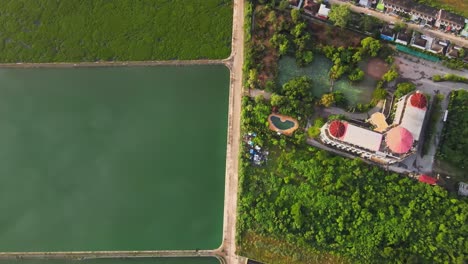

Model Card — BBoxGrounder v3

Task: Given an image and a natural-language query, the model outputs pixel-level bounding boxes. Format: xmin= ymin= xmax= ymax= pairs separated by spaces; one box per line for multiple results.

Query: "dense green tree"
xmin=382 ymin=67 xmax=399 ymax=82
xmin=329 ymin=4 xmax=350 ymax=28
xmin=291 ymin=9 xmax=301 ymax=24
xmin=348 ymin=68 xmax=365 ymax=82
xmin=361 ymin=37 xmax=382 ymax=57
xmin=394 ymin=82 xmax=415 ymax=98
xmin=438 ymin=90 xmax=468 ymax=170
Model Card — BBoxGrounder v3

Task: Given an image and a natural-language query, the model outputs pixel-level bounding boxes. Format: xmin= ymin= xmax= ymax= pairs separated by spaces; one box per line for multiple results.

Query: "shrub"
xmin=394 ymin=82 xmax=415 ymax=98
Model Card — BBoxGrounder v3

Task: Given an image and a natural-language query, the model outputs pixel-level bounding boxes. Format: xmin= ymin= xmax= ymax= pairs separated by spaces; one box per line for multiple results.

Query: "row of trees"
xmin=437 ymin=90 xmax=468 ymax=171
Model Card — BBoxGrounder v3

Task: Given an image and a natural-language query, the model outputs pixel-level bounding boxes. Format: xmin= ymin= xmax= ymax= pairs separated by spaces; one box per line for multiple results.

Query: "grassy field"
xmin=417 ymin=0 xmax=468 ymax=17
xmin=0 ymin=0 xmax=232 ymax=62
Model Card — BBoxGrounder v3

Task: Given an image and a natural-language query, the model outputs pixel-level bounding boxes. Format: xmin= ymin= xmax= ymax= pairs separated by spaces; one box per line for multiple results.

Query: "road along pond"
xmin=0 ymin=65 xmax=229 ymax=251
xmin=0 ymin=257 xmax=221 ymax=264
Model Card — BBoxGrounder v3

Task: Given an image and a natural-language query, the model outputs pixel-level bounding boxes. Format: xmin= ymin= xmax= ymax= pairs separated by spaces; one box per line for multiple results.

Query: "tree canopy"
xmin=329 ymin=4 xmax=351 ymax=28
xmin=438 ymin=90 xmax=468 ymax=171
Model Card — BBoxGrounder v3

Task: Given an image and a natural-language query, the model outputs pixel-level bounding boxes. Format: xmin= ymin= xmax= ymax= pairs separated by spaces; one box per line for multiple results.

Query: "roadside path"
xmin=0 ymin=59 xmax=226 ymax=68
xmin=220 ymin=0 xmax=245 ymax=263
xmin=328 ymin=0 xmax=468 ymax=47
xmin=0 ymin=250 xmax=225 ymax=263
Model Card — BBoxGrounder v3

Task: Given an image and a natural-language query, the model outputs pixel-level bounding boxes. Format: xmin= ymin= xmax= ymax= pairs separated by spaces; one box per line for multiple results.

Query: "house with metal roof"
xmin=320 ymin=91 xmax=428 ymax=165
xmin=446 ymin=44 xmax=462 ymax=59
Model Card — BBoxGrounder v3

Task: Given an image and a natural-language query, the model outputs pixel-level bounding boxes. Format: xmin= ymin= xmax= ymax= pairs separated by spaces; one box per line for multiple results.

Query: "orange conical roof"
xmin=329 ymin=120 xmax=346 ymax=138
xmin=410 ymin=93 xmax=427 ymax=109
xmin=386 ymin=126 xmax=413 ymax=154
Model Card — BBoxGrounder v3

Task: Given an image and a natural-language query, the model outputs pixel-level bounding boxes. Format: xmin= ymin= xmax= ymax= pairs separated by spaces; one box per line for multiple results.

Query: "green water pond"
xmin=278 ymin=55 xmax=377 ymax=105
xmin=0 ymin=66 xmax=229 ymax=251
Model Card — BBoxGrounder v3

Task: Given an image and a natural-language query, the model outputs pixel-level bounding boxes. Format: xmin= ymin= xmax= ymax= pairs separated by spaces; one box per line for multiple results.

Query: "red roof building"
xmin=329 ymin=120 xmax=346 ymax=138
xmin=419 ymin=175 xmax=437 ymax=185
xmin=410 ymin=93 xmax=427 ymax=109
xmin=385 ymin=126 xmax=413 ymax=154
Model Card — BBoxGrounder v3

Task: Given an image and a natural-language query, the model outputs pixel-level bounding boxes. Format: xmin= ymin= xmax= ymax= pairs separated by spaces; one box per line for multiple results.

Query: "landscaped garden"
xmin=0 ymin=0 xmax=233 ymax=62
xmin=238 ymin=1 xmax=468 ymax=263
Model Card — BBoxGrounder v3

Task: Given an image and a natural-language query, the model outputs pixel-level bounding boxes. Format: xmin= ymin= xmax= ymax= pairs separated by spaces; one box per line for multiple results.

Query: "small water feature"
xmin=278 ymin=55 xmax=378 ymax=105
xmin=270 ymin=115 xmax=295 ymax=130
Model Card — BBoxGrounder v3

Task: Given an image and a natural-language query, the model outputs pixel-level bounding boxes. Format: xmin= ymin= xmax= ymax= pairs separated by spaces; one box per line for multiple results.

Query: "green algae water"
xmin=0 ymin=65 xmax=229 ymax=251
xmin=1 ymin=257 xmax=220 ymax=264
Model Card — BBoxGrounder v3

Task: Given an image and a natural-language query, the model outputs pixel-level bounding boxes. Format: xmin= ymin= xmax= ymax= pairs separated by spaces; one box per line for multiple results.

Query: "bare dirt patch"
xmin=366 ymin=58 xmax=389 ymax=79
xmin=308 ymin=21 xmax=363 ymax=47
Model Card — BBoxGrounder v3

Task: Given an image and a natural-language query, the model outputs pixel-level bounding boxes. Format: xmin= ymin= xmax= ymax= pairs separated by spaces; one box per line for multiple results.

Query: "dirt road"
xmin=219 ymin=0 xmax=245 ymax=263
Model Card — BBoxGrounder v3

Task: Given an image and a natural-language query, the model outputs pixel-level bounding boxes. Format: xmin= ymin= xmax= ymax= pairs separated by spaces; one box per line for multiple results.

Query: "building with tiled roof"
xmin=436 ymin=10 xmax=465 ymax=31
xmin=320 ymin=91 xmax=428 ymax=164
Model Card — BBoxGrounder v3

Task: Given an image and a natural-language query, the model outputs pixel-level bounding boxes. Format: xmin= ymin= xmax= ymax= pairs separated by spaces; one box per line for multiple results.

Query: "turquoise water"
xmin=0 ymin=66 xmax=229 ymax=251
xmin=0 ymin=258 xmax=220 ymax=264
xmin=278 ymin=55 xmax=377 ymax=105
xmin=270 ymin=116 xmax=294 ymax=130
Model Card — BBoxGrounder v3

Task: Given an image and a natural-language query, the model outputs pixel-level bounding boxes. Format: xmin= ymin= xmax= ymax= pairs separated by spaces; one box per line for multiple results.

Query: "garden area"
xmin=238 ymin=1 xmax=468 ymax=263
xmin=0 ymin=0 xmax=232 ymax=62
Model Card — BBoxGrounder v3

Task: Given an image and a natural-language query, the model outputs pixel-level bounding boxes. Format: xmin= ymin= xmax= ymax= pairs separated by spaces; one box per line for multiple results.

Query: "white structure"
xmin=393 ymin=91 xmax=428 ymax=141
xmin=320 ymin=91 xmax=428 ymax=164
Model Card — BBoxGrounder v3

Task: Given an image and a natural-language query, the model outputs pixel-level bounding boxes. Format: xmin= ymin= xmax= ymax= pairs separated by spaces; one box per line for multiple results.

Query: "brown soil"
xmin=366 ymin=58 xmax=389 ymax=79
xmin=308 ymin=21 xmax=363 ymax=47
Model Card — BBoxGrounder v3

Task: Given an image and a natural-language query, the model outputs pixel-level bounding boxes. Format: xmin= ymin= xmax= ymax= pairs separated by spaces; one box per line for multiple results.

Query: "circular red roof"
xmin=386 ymin=126 xmax=413 ymax=154
xmin=410 ymin=93 xmax=427 ymax=109
xmin=329 ymin=120 xmax=346 ymax=138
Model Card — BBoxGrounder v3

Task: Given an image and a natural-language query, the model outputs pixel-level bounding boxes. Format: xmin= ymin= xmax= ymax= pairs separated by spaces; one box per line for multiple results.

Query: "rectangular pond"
xmin=0 ymin=65 xmax=229 ymax=251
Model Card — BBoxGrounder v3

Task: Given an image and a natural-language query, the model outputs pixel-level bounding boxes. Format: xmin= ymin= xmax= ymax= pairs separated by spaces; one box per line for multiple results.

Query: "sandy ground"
xmin=366 ymin=58 xmax=389 ymax=79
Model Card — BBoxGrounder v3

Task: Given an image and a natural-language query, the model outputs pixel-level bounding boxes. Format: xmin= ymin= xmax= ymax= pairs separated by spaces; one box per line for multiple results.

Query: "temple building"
xmin=320 ymin=91 xmax=428 ymax=164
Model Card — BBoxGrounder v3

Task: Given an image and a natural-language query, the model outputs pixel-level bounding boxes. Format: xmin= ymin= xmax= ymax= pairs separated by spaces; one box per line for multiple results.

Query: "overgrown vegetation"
xmin=394 ymin=82 xmax=416 ymax=98
xmin=0 ymin=0 xmax=232 ymax=62
xmin=437 ymin=90 xmax=468 ymax=171
xmin=432 ymin=74 xmax=468 ymax=84
xmin=421 ymin=94 xmax=444 ymax=156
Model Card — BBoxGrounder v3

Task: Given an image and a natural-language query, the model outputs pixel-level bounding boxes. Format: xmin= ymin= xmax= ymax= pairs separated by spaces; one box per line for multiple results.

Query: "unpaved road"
xmin=220 ymin=0 xmax=245 ymax=263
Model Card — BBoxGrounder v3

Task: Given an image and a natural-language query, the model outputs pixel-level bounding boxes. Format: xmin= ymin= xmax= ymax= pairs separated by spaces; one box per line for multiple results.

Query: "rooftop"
xmin=341 ymin=123 xmax=383 ymax=151
xmin=383 ymin=0 xmax=412 ymax=9
xmin=411 ymin=4 xmax=438 ymax=17
xmin=385 ymin=126 xmax=413 ymax=154
xmin=439 ymin=10 xmax=465 ymax=26
xmin=393 ymin=92 xmax=428 ymax=141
